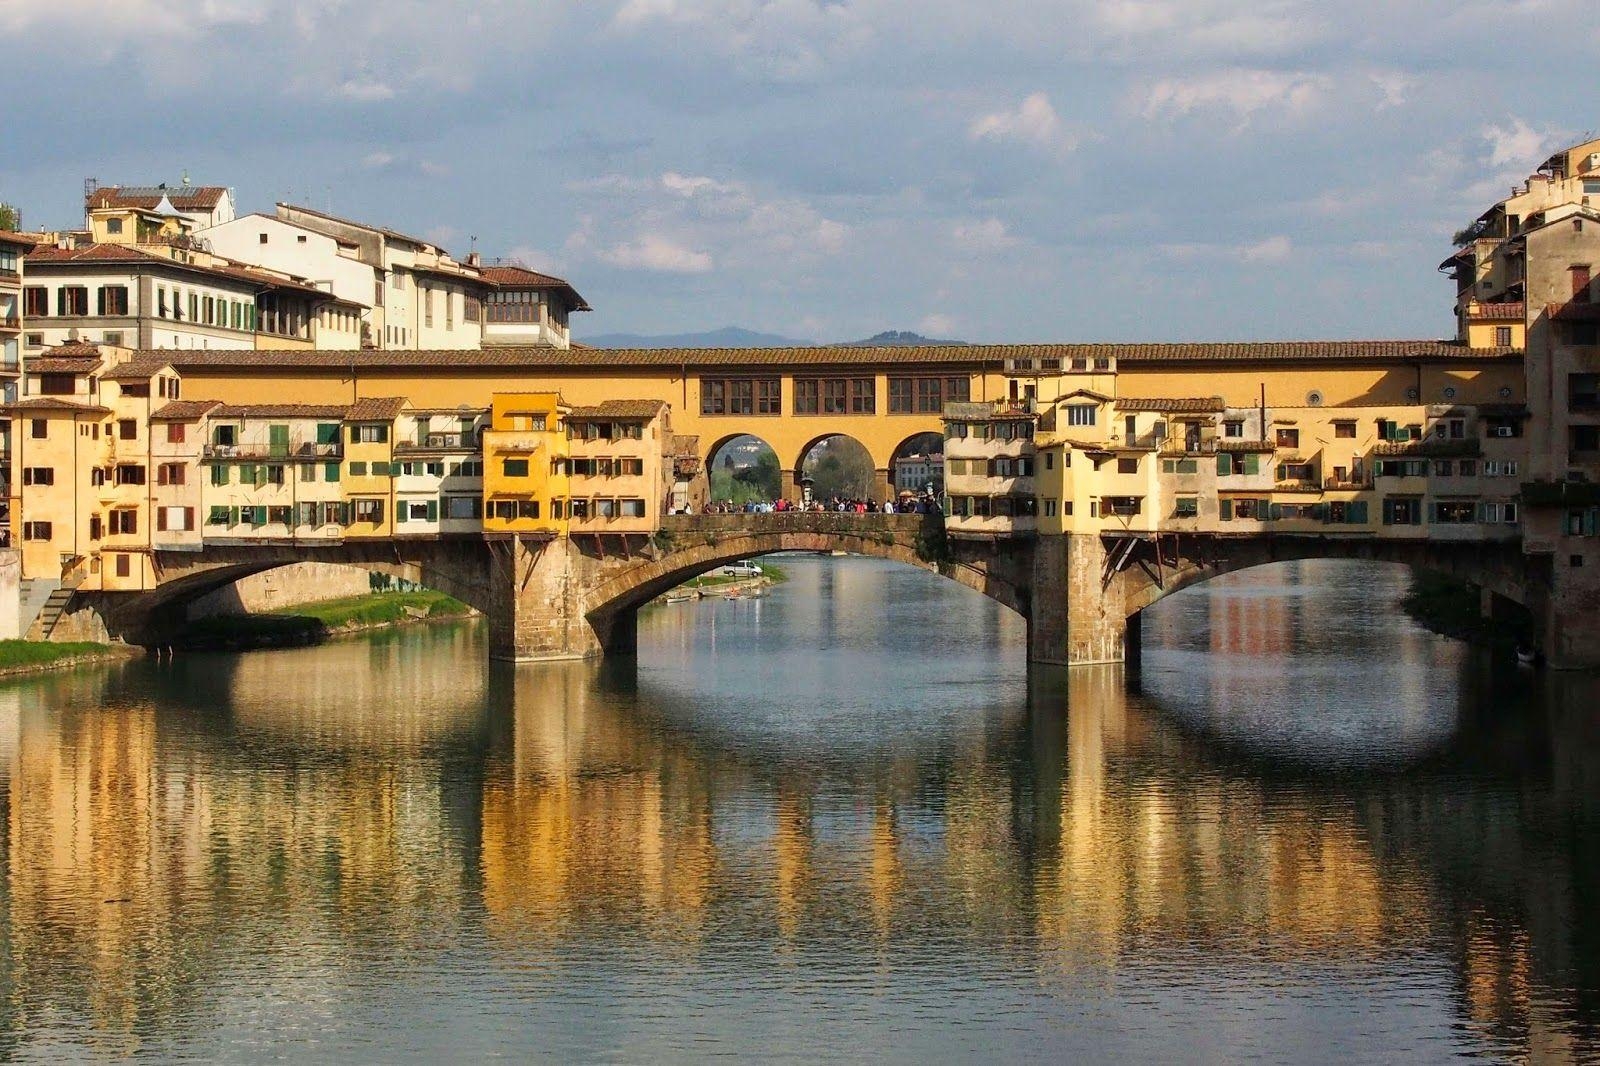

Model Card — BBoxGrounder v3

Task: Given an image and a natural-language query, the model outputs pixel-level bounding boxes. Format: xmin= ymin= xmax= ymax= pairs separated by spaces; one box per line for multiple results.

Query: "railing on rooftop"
xmin=397 ymin=431 xmax=477 ymax=451
xmin=203 ymin=441 xmax=343 ymax=461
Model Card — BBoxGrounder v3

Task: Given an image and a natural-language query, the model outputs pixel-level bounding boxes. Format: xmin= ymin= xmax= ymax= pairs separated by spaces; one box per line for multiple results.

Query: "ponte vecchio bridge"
xmin=26 ymin=337 xmax=1577 ymax=668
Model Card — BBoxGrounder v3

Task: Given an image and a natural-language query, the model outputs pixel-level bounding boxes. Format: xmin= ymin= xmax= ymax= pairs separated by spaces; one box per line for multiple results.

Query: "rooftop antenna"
xmin=181 ymin=170 xmax=190 ymax=187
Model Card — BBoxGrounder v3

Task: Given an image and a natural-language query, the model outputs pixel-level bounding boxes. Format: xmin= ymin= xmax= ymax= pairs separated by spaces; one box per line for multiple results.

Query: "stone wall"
xmin=183 ymin=562 xmax=375 ymax=621
xmin=0 ymin=551 xmax=19 ymax=640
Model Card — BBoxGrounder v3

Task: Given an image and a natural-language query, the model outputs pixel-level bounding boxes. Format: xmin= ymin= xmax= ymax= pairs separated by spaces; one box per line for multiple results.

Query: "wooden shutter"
xmin=157 ymin=508 xmax=167 ymax=531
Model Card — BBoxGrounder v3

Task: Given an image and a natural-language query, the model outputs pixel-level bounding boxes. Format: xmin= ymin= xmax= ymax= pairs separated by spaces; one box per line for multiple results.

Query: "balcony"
xmin=490 ymin=436 xmax=545 ymax=453
xmin=1324 ymin=476 xmax=1372 ymax=491
xmin=397 ymin=431 xmax=477 ymax=452
xmin=203 ymin=441 xmax=343 ymax=460
xmin=0 ymin=314 xmax=18 ymax=331
xmin=1159 ymin=436 xmax=1218 ymax=456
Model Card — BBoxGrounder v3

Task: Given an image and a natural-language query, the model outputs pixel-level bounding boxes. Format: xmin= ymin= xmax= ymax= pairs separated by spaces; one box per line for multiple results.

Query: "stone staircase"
xmin=20 ymin=581 xmax=73 ymax=642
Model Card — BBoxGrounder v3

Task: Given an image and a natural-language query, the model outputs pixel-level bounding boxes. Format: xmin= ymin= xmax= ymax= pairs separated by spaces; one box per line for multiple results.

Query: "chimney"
xmin=466 ymin=251 xmax=481 ymax=267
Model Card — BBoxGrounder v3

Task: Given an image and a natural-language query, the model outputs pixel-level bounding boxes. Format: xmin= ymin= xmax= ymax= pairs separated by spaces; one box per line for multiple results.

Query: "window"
xmin=1496 ymin=326 xmax=1513 ymax=346
xmin=57 ymin=286 xmax=88 ymax=316
xmin=621 ymin=499 xmax=646 ymax=518
xmin=156 ymin=506 xmax=194 ymax=532
xmin=1432 ymin=501 xmax=1477 ymax=524
xmin=157 ymin=463 xmax=186 ymax=486
xmin=502 ymin=458 xmax=530 ymax=477
xmin=105 ymin=218 xmax=124 ymax=235
xmin=1116 ymin=457 xmax=1139 ymax=474
xmin=354 ymin=499 xmax=384 ymax=523
xmin=118 ymin=419 xmax=137 ymax=440
xmin=1279 ymin=462 xmax=1314 ymax=482
xmin=352 ymin=424 xmax=389 ymax=443
xmin=1334 ymin=421 xmax=1356 ymax=438
xmin=22 ymin=467 xmax=53 ymax=486
xmin=701 ymin=377 xmax=780 ymax=416
xmin=22 ymin=522 xmax=52 ymax=541
xmin=166 ymin=422 xmax=186 ymax=443
xmin=349 ymin=461 xmax=368 ymax=476
xmin=23 ymin=287 xmax=47 ymax=317
xmin=888 ymin=376 xmax=969 ymax=414
xmin=1572 ymin=264 xmax=1592 ymax=303
xmin=29 ymin=419 xmax=47 ymax=439
xmin=1174 ymin=496 xmax=1198 ymax=518
xmin=1275 ymin=427 xmax=1299 ymax=449
xmin=446 ymin=495 xmax=482 ymax=520
xmin=1382 ymin=497 xmax=1424 ymax=526
xmin=424 ymin=289 xmax=434 ymax=328
xmin=1432 ymin=459 xmax=1456 ymax=477
xmin=1066 ymin=404 xmax=1097 ymax=427
xmin=1223 ymin=420 xmax=1244 ymax=438
xmin=97 ymin=286 xmax=129 ymax=316
xmin=1161 ymin=458 xmax=1198 ymax=474
xmin=490 ymin=500 xmax=542 ymax=521
xmin=109 ymin=509 xmax=138 ymax=535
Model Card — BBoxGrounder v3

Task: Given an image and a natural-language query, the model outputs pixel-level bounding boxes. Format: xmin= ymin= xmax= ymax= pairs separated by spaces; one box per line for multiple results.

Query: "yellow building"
xmin=563 ymin=400 xmax=670 ymax=535
xmin=482 ymin=392 xmax=569 ymax=536
xmin=341 ymin=397 xmax=408 ymax=539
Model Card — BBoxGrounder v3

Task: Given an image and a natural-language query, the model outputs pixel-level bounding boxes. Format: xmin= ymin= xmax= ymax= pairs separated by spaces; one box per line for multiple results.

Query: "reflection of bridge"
xmin=70 ymin=512 xmax=1533 ymax=665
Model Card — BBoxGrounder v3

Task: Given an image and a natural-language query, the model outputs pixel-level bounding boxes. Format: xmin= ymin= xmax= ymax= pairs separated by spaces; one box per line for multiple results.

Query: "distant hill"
xmin=579 ymin=325 xmax=971 ymax=349
xmin=580 ymin=326 xmax=810 ymax=349
xmin=840 ymin=330 xmax=968 ymax=347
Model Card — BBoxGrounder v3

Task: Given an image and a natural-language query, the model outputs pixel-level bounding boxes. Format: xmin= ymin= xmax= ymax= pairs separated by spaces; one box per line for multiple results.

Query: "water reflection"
xmin=0 ymin=558 xmax=1594 ymax=1060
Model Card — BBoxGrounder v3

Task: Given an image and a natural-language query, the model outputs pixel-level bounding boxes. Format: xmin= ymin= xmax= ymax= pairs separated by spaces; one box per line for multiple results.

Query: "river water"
xmin=1 ymin=555 xmax=1597 ymax=1063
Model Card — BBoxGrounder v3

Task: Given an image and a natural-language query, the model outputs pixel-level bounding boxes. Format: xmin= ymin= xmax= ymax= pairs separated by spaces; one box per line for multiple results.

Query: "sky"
xmin=1 ymin=0 xmax=1596 ymax=345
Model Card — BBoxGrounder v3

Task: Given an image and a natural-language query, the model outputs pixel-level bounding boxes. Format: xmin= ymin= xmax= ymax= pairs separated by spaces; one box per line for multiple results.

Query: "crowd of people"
xmin=697 ymin=492 xmax=942 ymax=515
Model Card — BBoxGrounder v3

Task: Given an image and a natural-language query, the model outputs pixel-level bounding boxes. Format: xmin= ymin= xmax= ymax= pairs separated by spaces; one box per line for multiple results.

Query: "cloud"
xmin=333 ymin=77 xmax=396 ymax=103
xmin=608 ymin=0 xmax=875 ymax=81
xmin=1161 ymin=235 xmax=1293 ymax=265
xmin=361 ymin=151 xmax=396 ymax=170
xmin=1480 ymin=118 xmax=1560 ymax=170
xmin=1138 ymin=69 xmax=1328 ymax=125
xmin=969 ymin=93 xmax=1081 ymax=155
xmin=952 ymin=218 xmax=1019 ymax=252
xmin=595 ymin=233 xmax=714 ymax=273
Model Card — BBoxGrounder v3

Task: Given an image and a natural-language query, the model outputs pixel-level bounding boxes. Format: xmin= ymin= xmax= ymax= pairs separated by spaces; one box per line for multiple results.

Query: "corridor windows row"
xmin=947 ymin=495 xmax=1037 ymax=517
xmin=696 ymin=375 xmax=974 ymax=416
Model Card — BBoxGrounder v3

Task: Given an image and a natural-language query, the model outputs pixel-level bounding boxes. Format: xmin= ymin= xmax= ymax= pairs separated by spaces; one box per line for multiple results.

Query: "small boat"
xmin=1516 ymin=645 xmax=1537 ymax=667
xmin=829 ymin=550 xmax=848 ymax=557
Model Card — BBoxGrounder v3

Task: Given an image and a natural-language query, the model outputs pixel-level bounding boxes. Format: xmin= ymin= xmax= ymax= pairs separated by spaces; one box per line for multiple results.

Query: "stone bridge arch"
xmin=579 ymin=514 xmax=1033 ymax=654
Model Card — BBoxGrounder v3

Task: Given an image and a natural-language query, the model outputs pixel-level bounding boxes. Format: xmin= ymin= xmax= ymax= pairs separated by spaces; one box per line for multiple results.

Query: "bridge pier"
xmin=487 ymin=536 xmax=605 ymax=662
xmin=1028 ymin=533 xmax=1129 ymax=667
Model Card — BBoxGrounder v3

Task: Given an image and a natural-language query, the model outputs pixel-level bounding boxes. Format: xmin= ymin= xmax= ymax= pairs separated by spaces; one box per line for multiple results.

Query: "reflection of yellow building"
xmin=481 ymin=392 xmax=569 ymax=535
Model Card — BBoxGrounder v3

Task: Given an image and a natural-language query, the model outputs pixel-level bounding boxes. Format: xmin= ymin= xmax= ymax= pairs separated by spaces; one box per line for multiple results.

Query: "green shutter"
xmin=229 ymin=506 xmax=240 ymax=526
xmin=397 ymin=503 xmax=408 ymax=523
xmin=350 ymin=426 xmax=361 ymax=443
xmin=426 ymin=499 xmax=438 ymax=522
xmin=1219 ymin=498 xmax=1233 ymax=521
xmin=350 ymin=461 xmax=366 ymax=476
xmin=1268 ymin=502 xmax=1282 ymax=521
xmin=1349 ymin=500 xmax=1368 ymax=524
xmin=268 ymin=424 xmax=289 ymax=458
xmin=1382 ymin=498 xmax=1394 ymax=525
xmin=211 ymin=464 xmax=228 ymax=486
xmin=1217 ymin=453 xmax=1233 ymax=476
xmin=325 ymin=462 xmax=341 ymax=482
xmin=1242 ymin=453 xmax=1261 ymax=475
xmin=317 ymin=423 xmax=339 ymax=445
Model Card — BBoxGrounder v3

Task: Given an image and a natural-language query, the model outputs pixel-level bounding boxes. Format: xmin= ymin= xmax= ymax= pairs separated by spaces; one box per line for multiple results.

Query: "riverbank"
xmin=0 ymin=640 xmax=140 ymax=679
xmin=176 ymin=590 xmax=475 ymax=650
xmin=1402 ymin=572 xmax=1528 ymax=651
xmin=654 ymin=560 xmax=790 ymax=605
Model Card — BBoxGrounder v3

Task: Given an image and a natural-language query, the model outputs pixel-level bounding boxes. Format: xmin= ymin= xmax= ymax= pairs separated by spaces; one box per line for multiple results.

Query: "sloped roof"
xmin=26 ymin=356 xmax=103 ymax=374
xmin=212 ymin=404 xmax=351 ymax=419
xmin=1115 ymin=396 xmax=1226 ymax=413
xmin=1 ymin=397 xmax=110 ymax=414
xmin=87 ymin=185 xmax=228 ymax=212
xmin=26 ymin=243 xmax=336 ymax=298
xmin=102 ymin=355 xmax=177 ymax=380
xmin=568 ymin=399 xmax=668 ymax=419
xmin=346 ymin=396 xmax=408 ymax=421
xmin=480 ymin=264 xmax=591 ymax=311
xmin=150 ymin=400 xmax=223 ymax=421
xmin=147 ymin=340 xmax=1520 ymax=374
xmin=0 ymin=230 xmax=40 ymax=248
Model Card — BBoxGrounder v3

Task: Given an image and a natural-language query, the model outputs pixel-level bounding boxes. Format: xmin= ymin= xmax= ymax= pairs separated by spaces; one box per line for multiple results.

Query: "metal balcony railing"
xmin=203 ymin=440 xmax=343 ymax=460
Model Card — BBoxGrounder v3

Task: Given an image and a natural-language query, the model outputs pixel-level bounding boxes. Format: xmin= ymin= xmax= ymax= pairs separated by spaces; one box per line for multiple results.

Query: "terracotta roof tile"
xmin=1 ymin=397 xmax=110 ymax=414
xmin=26 ymin=356 xmax=103 ymax=374
xmin=150 ymin=400 xmax=223 ymax=421
xmin=26 ymin=243 xmax=337 ymax=299
xmin=0 ymin=230 xmax=40 ymax=248
xmin=1115 ymin=396 xmax=1226 ymax=413
xmin=347 ymin=396 xmax=407 ymax=421
xmin=102 ymin=355 xmax=176 ymax=380
xmin=480 ymin=264 xmax=591 ymax=311
xmin=1217 ymin=439 xmax=1277 ymax=452
xmin=212 ymin=403 xmax=352 ymax=419
xmin=1467 ymin=302 xmax=1525 ymax=321
xmin=567 ymin=399 xmax=668 ymax=419
xmin=87 ymin=185 xmax=227 ymax=212
xmin=151 ymin=340 xmax=1517 ymax=373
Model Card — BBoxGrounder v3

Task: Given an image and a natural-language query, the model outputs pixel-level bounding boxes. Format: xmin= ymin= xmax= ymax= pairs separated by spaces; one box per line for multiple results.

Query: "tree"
xmin=0 ymin=203 xmax=18 ymax=232
xmin=805 ymin=438 xmax=874 ymax=499
xmin=710 ymin=441 xmax=780 ymax=503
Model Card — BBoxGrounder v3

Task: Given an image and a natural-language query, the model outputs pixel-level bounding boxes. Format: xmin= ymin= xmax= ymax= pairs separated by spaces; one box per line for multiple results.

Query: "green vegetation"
xmin=0 ymin=203 xmax=18 ymax=232
xmin=680 ymin=560 xmax=789 ymax=590
xmin=805 ymin=437 xmax=874 ymax=500
xmin=711 ymin=444 xmax=782 ymax=504
xmin=1402 ymin=572 xmax=1529 ymax=649
xmin=0 ymin=640 xmax=121 ymax=672
xmin=179 ymin=590 xmax=472 ymax=648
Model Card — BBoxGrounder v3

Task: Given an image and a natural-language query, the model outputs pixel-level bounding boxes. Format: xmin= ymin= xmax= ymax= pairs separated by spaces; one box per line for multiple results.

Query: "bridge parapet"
xmin=660 ymin=512 xmax=934 ymax=539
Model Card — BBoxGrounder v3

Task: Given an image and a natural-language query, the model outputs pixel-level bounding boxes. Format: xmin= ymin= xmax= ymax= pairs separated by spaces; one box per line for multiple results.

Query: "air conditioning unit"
xmin=1493 ymin=426 xmax=1514 ymax=437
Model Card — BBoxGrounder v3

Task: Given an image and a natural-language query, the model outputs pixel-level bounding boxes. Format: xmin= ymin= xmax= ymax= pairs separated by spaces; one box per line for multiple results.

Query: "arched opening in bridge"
xmin=796 ymin=434 xmax=878 ymax=504
xmin=888 ymin=432 xmax=945 ymax=498
xmin=1129 ymin=558 xmax=1529 ymax=766
xmin=706 ymin=433 xmax=781 ymax=506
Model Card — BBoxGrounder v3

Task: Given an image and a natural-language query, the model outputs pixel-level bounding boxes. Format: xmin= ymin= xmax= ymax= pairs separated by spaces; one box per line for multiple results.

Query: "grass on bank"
xmin=180 ymin=590 xmax=472 ymax=645
xmin=0 ymin=640 xmax=119 ymax=670
xmin=681 ymin=560 xmax=789 ymax=591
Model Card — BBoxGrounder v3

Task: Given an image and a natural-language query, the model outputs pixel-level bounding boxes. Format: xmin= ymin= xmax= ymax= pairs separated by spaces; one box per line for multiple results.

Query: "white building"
xmin=894 ymin=451 xmax=943 ymax=494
